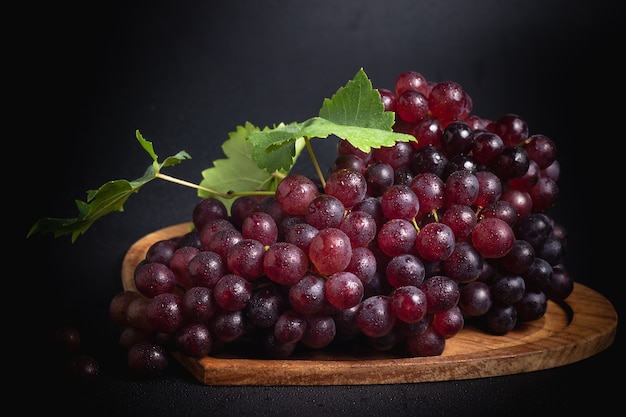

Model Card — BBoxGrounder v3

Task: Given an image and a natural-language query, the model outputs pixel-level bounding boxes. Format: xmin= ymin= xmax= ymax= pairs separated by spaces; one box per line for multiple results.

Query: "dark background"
xmin=18 ymin=1 xmax=620 ymax=416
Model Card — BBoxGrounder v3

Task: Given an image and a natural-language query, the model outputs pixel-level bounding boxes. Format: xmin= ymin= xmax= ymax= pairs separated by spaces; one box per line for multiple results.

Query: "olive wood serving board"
xmin=122 ymin=222 xmax=618 ymax=386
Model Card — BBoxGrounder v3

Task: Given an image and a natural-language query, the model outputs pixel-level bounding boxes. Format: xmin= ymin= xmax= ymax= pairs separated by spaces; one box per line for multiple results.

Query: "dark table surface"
xmin=19 ymin=1 xmax=621 ymax=416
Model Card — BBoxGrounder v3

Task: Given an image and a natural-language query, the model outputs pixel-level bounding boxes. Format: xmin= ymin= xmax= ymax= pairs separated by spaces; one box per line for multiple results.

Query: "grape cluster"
xmin=109 ymin=70 xmax=573 ymax=376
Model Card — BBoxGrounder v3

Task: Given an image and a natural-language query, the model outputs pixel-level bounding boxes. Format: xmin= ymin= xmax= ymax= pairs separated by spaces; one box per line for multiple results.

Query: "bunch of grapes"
xmin=109 ymin=70 xmax=573 ymax=376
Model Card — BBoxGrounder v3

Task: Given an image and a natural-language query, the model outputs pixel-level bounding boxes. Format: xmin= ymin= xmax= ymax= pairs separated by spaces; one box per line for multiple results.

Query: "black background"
xmin=19 ymin=1 xmax=621 ymax=416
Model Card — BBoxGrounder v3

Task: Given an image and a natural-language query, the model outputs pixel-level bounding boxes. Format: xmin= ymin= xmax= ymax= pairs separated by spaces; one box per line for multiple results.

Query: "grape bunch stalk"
xmin=108 ymin=70 xmax=573 ymax=376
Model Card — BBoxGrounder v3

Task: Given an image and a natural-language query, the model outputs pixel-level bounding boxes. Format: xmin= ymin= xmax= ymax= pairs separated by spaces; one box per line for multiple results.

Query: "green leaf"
xmin=27 ymin=130 xmax=191 ymax=242
xmin=198 ymin=122 xmax=305 ymax=212
xmin=247 ymin=68 xmax=415 ymax=163
xmin=319 ymin=67 xmax=393 ymax=130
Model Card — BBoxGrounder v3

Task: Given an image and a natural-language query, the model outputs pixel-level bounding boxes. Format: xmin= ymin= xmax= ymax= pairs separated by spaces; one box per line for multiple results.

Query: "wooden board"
xmin=122 ymin=222 xmax=618 ymax=386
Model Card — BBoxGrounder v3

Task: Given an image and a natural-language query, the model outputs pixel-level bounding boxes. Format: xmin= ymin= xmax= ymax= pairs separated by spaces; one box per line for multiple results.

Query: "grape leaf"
xmin=198 ymin=122 xmax=305 ymax=211
xmin=247 ymin=68 xmax=415 ymax=171
xmin=27 ymin=130 xmax=191 ymax=242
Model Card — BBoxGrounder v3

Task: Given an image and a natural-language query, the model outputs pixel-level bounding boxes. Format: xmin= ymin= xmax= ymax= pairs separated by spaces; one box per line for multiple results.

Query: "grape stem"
xmin=156 ymin=173 xmax=275 ymax=199
xmin=304 ymin=136 xmax=326 ymax=189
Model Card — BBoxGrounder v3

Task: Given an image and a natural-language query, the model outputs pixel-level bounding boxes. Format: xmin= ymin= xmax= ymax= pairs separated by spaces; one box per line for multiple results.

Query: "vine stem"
xmin=156 ymin=173 xmax=275 ymax=199
xmin=305 ymin=136 xmax=326 ymax=189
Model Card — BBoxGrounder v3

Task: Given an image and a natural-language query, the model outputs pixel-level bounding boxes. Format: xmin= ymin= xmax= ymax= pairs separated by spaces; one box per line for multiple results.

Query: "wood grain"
xmin=122 ymin=222 xmax=618 ymax=386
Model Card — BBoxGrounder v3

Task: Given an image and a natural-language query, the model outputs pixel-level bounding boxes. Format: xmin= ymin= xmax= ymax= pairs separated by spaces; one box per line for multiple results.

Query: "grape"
xmin=337 ymin=138 xmax=373 ymax=165
xmin=415 ymin=222 xmax=455 ymax=262
xmin=145 ymin=238 xmax=178 ymax=265
xmin=289 ymin=273 xmax=330 ymax=315
xmin=169 ymin=246 xmax=200 ymax=288
xmin=381 ymin=184 xmax=420 ymax=221
xmin=308 ymin=228 xmax=353 ymax=275
xmin=411 ymin=145 xmax=449 ymax=178
xmin=324 ymin=271 xmax=364 ymax=309
xmin=263 ymin=242 xmax=308 ymax=285
xmin=67 ymin=355 xmax=101 ymax=384
xmin=514 ymin=213 xmax=553 ymax=249
xmin=301 ymin=314 xmax=336 ymax=349
xmin=344 ymin=246 xmax=377 ymax=285
xmin=378 ymin=88 xmax=397 ymax=112
xmin=174 ymin=323 xmax=212 ymax=358
xmin=371 ymin=141 xmax=415 ymax=170
xmin=209 ymin=309 xmax=247 ymax=342
xmin=331 ymin=153 xmax=367 ymax=174
xmin=443 ymin=241 xmax=483 ymax=283
xmin=305 ymin=194 xmax=345 ymax=230
xmin=394 ymin=70 xmax=428 ymax=96
xmin=419 ymin=275 xmax=460 ymax=314
xmin=284 ymin=222 xmax=319 ymax=253
xmin=405 ymin=325 xmax=445 ymax=357
xmin=377 ymin=218 xmax=418 ymax=257
xmin=192 ymin=197 xmax=228 ymax=231
xmin=205 ymin=228 xmax=244 ymax=262
xmin=492 ymin=113 xmax=529 ymax=146
xmin=109 ymin=291 xmax=142 ymax=327
xmin=187 ymin=250 xmax=227 ymax=289
xmin=213 ymin=273 xmax=252 ymax=311
xmin=274 ymin=310 xmax=307 ymax=344
xmin=471 ymin=217 xmax=515 ymax=259
xmin=484 ymin=304 xmax=517 ymax=335
xmin=528 ymin=176 xmax=559 ymax=211
xmin=440 ymin=204 xmax=477 ymax=240
xmin=428 ymin=80 xmax=467 ymax=122
xmin=226 ymin=239 xmax=266 ymax=281
xmin=198 ymin=218 xmax=236 ymax=250
xmin=134 ymin=262 xmax=177 ymax=298
xmin=127 ymin=341 xmax=169 ymax=377
xmin=470 ymin=130 xmax=503 ymax=166
xmin=410 ymin=115 xmax=443 ymax=149
xmin=432 ymin=306 xmax=464 ymax=338
xmin=444 ymin=170 xmax=479 ymax=207
xmin=246 ymin=284 xmax=287 ymax=328
xmin=126 ymin=296 xmax=154 ymax=333
xmin=490 ymin=274 xmax=526 ymax=305
xmin=146 ymin=293 xmax=184 ymax=333
xmin=480 ymin=200 xmax=517 ymax=227
xmin=339 ymin=210 xmax=377 ymax=247
xmin=440 ymin=121 xmax=473 ymax=158
xmin=545 ymin=264 xmax=574 ymax=301
xmin=389 ymin=285 xmax=428 ymax=323
xmin=180 ymin=286 xmax=216 ymax=323
xmin=523 ymin=257 xmax=553 ymax=291
xmin=523 ymin=134 xmax=557 ymax=169
xmin=474 ymin=170 xmax=502 ymax=209
xmin=275 ymin=174 xmax=320 ymax=215
xmin=385 ymin=254 xmax=425 ymax=288
xmin=491 ymin=146 xmax=530 ymax=180
xmin=458 ymin=281 xmax=492 ymax=316
xmin=241 ymin=211 xmax=278 ymax=246
xmin=324 ymin=168 xmax=367 ymax=209
xmin=365 ymin=162 xmax=395 ymax=197
xmin=514 ymin=290 xmax=547 ymax=322
xmin=501 ymin=239 xmax=535 ymax=274
xmin=396 ymin=90 xmax=429 ymax=123
xmin=230 ymin=195 xmax=263 ymax=228
xmin=355 ymin=295 xmax=396 ymax=338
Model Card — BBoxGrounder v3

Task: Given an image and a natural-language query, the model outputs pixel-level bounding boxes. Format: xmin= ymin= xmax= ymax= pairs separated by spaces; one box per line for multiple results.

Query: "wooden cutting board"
xmin=121 ymin=222 xmax=618 ymax=386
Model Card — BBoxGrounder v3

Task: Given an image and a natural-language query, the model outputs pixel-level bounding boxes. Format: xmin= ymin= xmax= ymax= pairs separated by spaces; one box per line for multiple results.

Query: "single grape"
xmin=127 ymin=341 xmax=169 ymax=377
xmin=275 ymin=174 xmax=320 ymax=215
xmin=355 ymin=295 xmax=396 ymax=338
xmin=308 ymin=228 xmax=353 ymax=275
xmin=471 ymin=217 xmax=515 ymax=258
xmin=405 ymin=324 xmax=445 ymax=357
